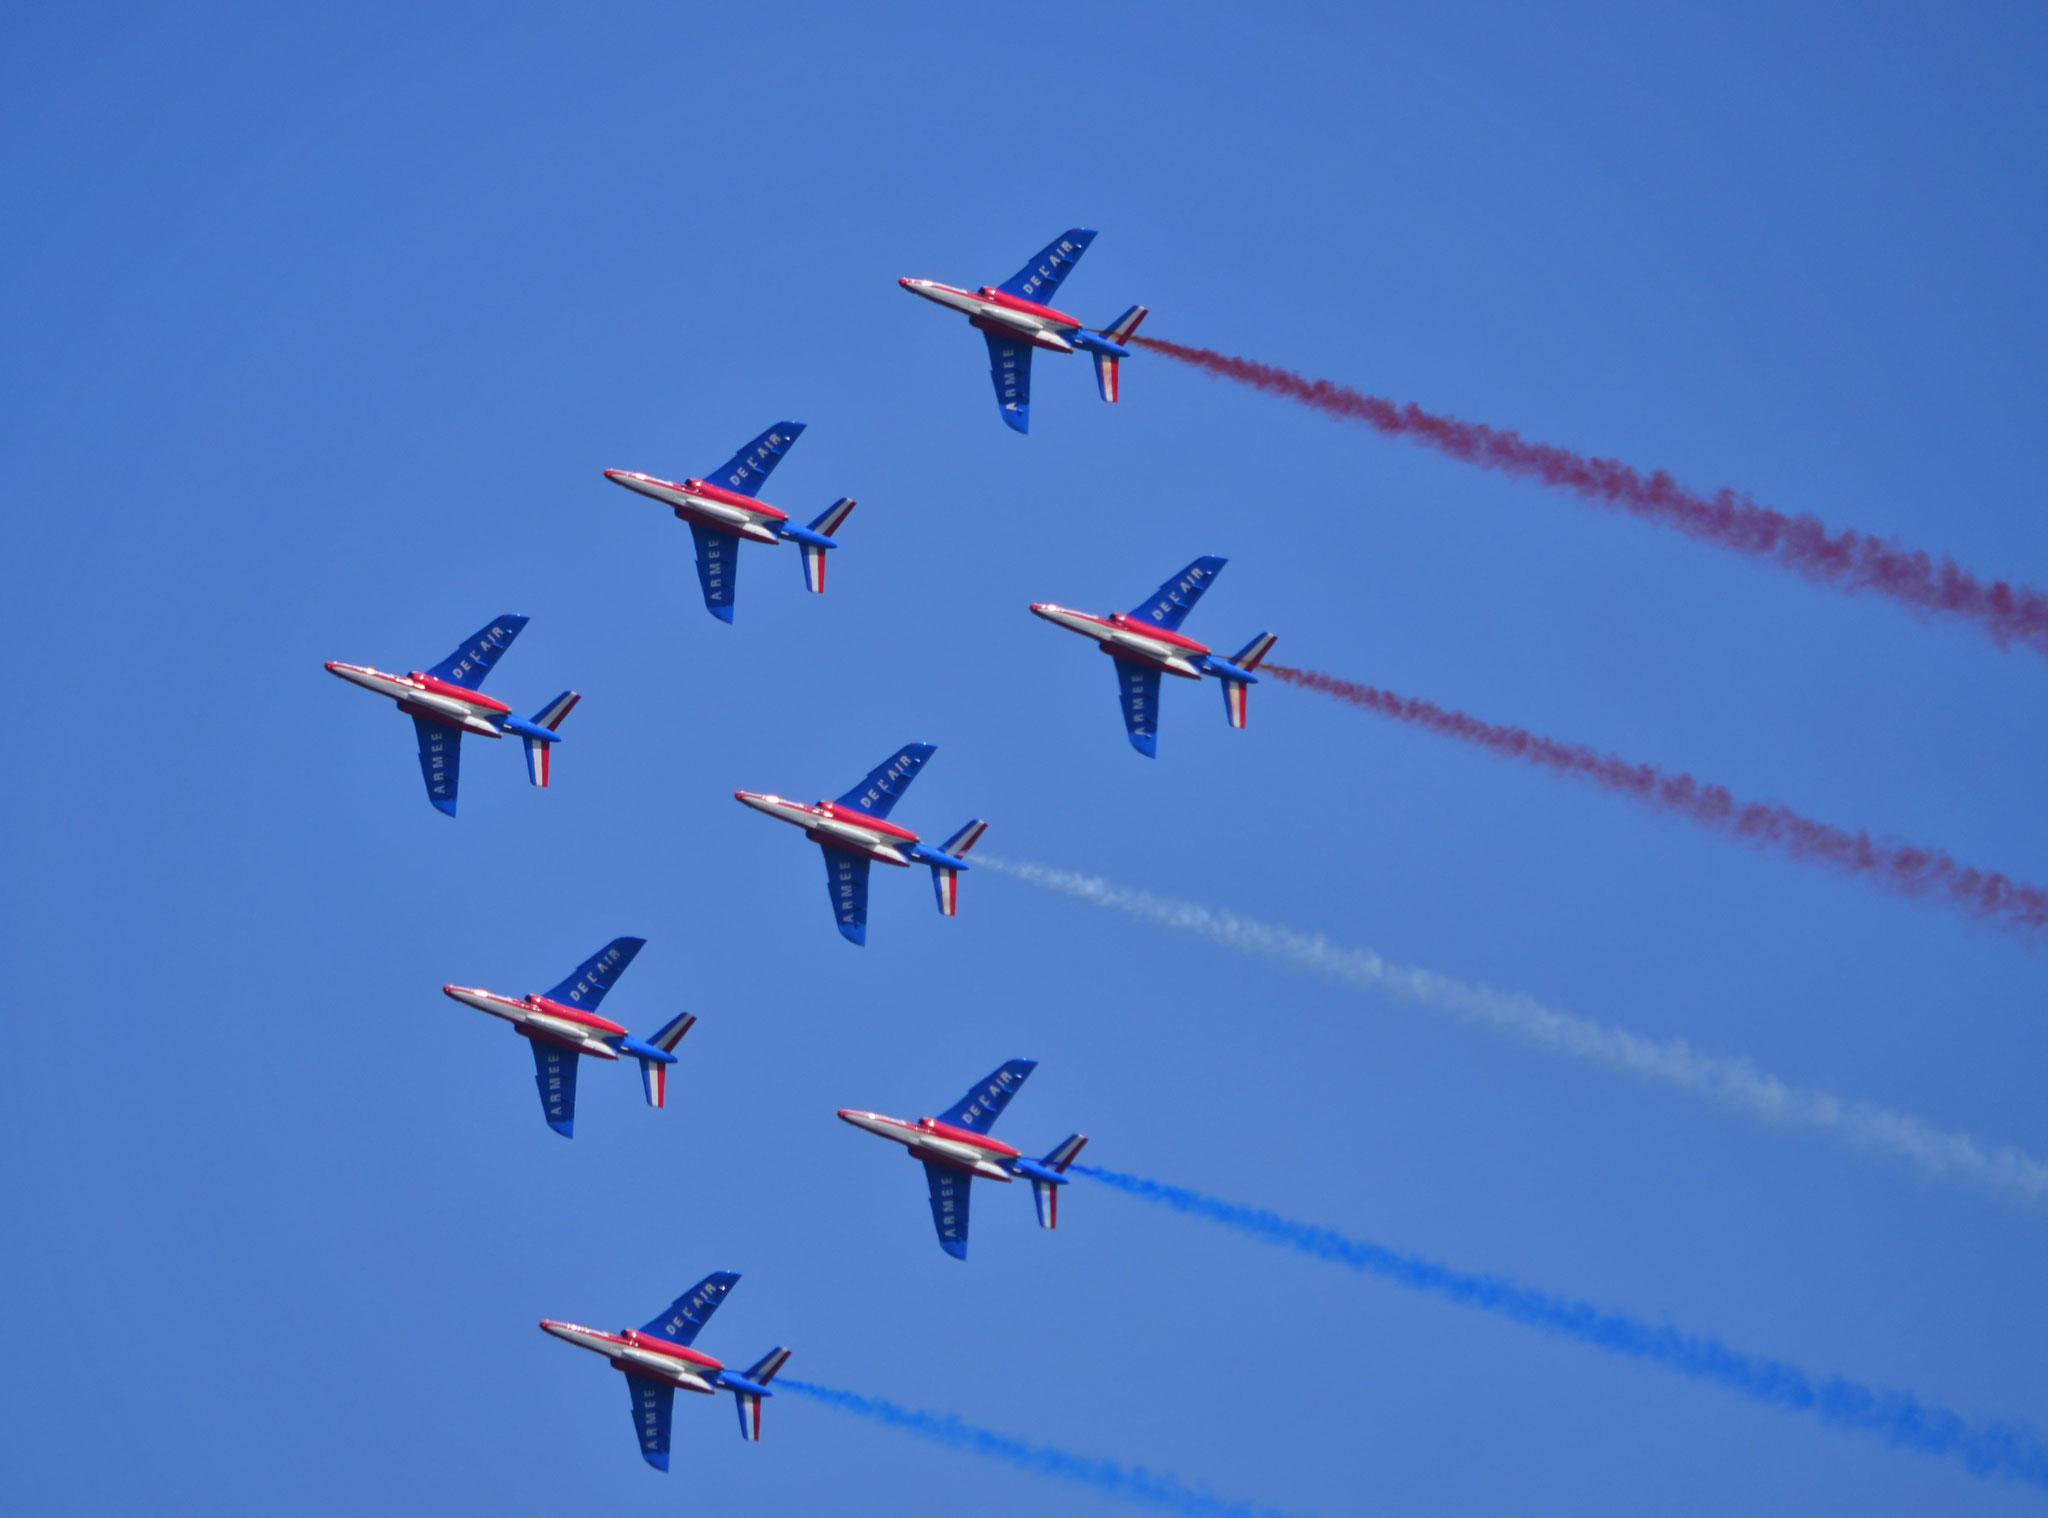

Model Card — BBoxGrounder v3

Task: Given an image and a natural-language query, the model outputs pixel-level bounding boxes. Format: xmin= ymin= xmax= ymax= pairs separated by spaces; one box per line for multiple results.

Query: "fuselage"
xmin=326 ymin=662 xmax=515 ymax=737
xmin=604 ymin=469 xmax=789 ymax=545
xmin=540 ymin=1319 xmax=724 ymax=1394
xmin=1028 ymin=604 xmax=1211 ymax=679
xmin=734 ymin=791 xmax=921 ymax=866
xmin=443 ymin=983 xmax=627 ymax=1058
xmin=899 ymin=279 xmax=1086 ymax=353
xmin=838 ymin=1108 xmax=1021 ymax=1181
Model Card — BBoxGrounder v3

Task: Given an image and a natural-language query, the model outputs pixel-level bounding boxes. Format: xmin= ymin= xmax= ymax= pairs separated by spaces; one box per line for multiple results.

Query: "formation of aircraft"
xmin=736 ymin=742 xmax=987 ymax=946
xmin=900 ymin=228 xmax=1148 ymax=433
xmin=839 ymin=1059 xmax=1087 ymax=1259
xmin=541 ymin=1271 xmax=792 ymax=1470
xmin=1032 ymin=556 xmax=1279 ymax=756
xmin=442 ymin=937 xmax=696 ymax=1136
xmin=325 ymin=613 xmax=579 ymax=815
xmin=605 ymin=422 xmax=856 ymax=623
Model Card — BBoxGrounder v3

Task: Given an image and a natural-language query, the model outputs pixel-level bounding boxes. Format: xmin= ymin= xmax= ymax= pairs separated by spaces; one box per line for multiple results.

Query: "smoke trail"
xmin=1133 ymin=335 xmax=2048 ymax=658
xmin=977 ymin=856 xmax=2048 ymax=1212
xmin=1076 ymin=1163 xmax=2048 ymax=1489
xmin=1263 ymin=662 xmax=2048 ymax=943
xmin=780 ymin=1379 xmax=1307 ymax=1518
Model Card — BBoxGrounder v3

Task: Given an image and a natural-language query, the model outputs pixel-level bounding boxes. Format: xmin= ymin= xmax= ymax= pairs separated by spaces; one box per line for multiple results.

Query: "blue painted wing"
xmin=543 ymin=936 xmax=645 ymax=1011
xmin=1129 ymin=556 xmax=1228 ymax=631
xmin=626 ymin=1374 xmax=676 ymax=1471
xmin=822 ymin=848 xmax=872 ymax=945
xmin=707 ymin=422 xmax=805 ymax=498
xmin=995 ymin=228 xmax=1097 ymax=303
xmin=528 ymin=1036 xmax=578 ymax=1137
xmin=639 ymin=1270 xmax=741 ymax=1345
xmin=1113 ymin=658 xmax=1163 ymax=757
xmin=983 ymin=330 xmax=1032 ymax=434
xmin=425 ymin=614 xmax=528 ymax=689
xmin=923 ymin=1160 xmax=971 ymax=1260
xmin=835 ymin=742 xmax=936 ymax=819
xmin=938 ymin=1058 xmax=1036 ymax=1133
xmin=412 ymin=716 xmax=462 ymax=815
xmin=688 ymin=522 xmax=740 ymax=623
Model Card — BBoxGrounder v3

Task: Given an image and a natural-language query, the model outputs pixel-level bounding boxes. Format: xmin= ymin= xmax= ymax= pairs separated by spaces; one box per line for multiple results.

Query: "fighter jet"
xmin=604 ymin=423 xmax=856 ymax=623
xmin=1032 ymin=556 xmax=1277 ymax=757
xmin=540 ymin=1271 xmax=791 ymax=1470
xmin=735 ymin=742 xmax=986 ymax=946
xmin=325 ymin=613 xmax=578 ymax=816
xmin=899 ymin=228 xmax=1147 ymax=433
xmin=442 ymin=937 xmax=696 ymax=1136
xmin=839 ymin=1059 xmax=1087 ymax=1260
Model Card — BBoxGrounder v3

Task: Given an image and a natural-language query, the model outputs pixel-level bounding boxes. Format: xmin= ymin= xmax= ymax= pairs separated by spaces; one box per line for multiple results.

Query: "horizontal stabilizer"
xmin=1229 ymin=631 xmax=1278 ymax=671
xmin=1219 ymin=679 xmax=1250 ymax=729
xmin=520 ymin=690 xmax=579 ymax=788
xmin=1099 ymin=303 xmax=1148 ymax=346
xmin=930 ymin=865 xmax=961 ymax=917
xmin=637 ymin=1012 xmax=697 ymax=1108
xmin=940 ymin=818 xmax=988 ymax=857
xmin=809 ymin=496 xmax=857 ymax=538
xmin=730 ymin=1346 xmax=792 ymax=1441
xmin=1031 ymin=1135 xmax=1087 ymax=1228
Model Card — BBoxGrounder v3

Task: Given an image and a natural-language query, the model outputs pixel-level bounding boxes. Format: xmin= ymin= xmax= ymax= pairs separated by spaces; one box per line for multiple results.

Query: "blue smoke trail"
xmin=779 ymin=1378 xmax=1308 ymax=1518
xmin=1072 ymin=1164 xmax=2048 ymax=1490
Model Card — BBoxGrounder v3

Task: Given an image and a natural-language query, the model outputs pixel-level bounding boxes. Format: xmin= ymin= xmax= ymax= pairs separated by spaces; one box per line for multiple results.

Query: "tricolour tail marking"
xmin=778 ymin=1378 xmax=1307 ymax=1517
xmin=1134 ymin=333 xmax=2048 ymax=659
xmin=521 ymin=690 xmax=580 ymax=787
xmin=1266 ymin=662 xmax=2048 ymax=944
xmin=1074 ymin=1163 xmax=2048 ymax=1491
xmin=797 ymin=498 xmax=857 ymax=594
xmin=731 ymin=1346 xmax=791 ymax=1442
xmin=1101 ymin=304 xmax=1148 ymax=345
xmin=1092 ymin=352 xmax=1121 ymax=404
xmin=929 ymin=818 xmax=989 ymax=917
xmin=971 ymin=856 xmax=2048 ymax=1214
xmin=1031 ymin=1133 xmax=1089 ymax=1229
xmin=637 ymin=1011 xmax=697 ymax=1108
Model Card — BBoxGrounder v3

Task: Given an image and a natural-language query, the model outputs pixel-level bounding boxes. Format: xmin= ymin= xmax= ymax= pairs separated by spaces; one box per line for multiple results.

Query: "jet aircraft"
xmin=604 ymin=423 xmax=856 ymax=623
xmin=442 ymin=936 xmax=696 ymax=1136
xmin=326 ymin=614 xmax=578 ymax=816
xmin=899 ymin=228 xmax=1147 ymax=433
xmin=540 ymin=1270 xmax=791 ymax=1470
xmin=839 ymin=1059 xmax=1086 ymax=1260
xmin=735 ymin=743 xmax=986 ymax=946
xmin=1032 ymin=556 xmax=1278 ymax=757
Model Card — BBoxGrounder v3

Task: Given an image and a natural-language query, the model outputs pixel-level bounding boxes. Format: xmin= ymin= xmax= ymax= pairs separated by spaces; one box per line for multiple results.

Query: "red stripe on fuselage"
xmin=918 ymin=1117 xmax=1020 ymax=1157
xmin=408 ymin=673 xmax=512 ymax=712
xmin=525 ymin=996 xmax=628 ymax=1036
xmin=813 ymin=801 xmax=919 ymax=841
xmin=684 ymin=477 xmax=790 ymax=521
xmin=1105 ymin=613 xmax=1211 ymax=654
xmin=620 ymin=1328 xmax=724 ymax=1369
xmin=976 ymin=287 xmax=1082 ymax=328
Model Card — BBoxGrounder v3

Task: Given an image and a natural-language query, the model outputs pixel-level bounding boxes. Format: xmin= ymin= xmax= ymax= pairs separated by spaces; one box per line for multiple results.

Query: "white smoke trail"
xmin=979 ymin=855 xmax=2048 ymax=1212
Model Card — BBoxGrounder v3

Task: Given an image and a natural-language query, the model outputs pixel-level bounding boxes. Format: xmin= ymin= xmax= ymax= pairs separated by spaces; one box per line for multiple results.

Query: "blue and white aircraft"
xmin=541 ymin=1271 xmax=791 ymax=1470
xmin=1032 ymin=556 xmax=1278 ymax=757
xmin=442 ymin=937 xmax=696 ymax=1137
xmin=326 ymin=614 xmax=578 ymax=815
xmin=839 ymin=1059 xmax=1087 ymax=1260
xmin=736 ymin=743 xmax=986 ymax=946
xmin=900 ymin=228 xmax=1147 ymax=433
xmin=604 ymin=423 xmax=856 ymax=623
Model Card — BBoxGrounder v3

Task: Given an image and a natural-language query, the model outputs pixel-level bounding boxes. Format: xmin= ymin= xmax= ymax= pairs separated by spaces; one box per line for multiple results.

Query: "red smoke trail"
xmin=1265 ymin=663 xmax=2048 ymax=940
xmin=1134 ymin=335 xmax=2048 ymax=658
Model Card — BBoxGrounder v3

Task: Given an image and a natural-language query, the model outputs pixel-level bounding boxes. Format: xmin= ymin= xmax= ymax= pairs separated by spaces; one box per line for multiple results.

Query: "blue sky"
xmin=4 ymin=3 xmax=2046 ymax=1512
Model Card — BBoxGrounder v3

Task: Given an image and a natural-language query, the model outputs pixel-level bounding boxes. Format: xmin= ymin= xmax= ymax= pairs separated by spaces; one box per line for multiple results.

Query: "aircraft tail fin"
xmin=731 ymin=1347 xmax=792 ymax=1442
xmin=1091 ymin=305 xmax=1148 ymax=403
xmin=635 ymin=1011 xmax=697 ymax=1108
xmin=795 ymin=498 xmax=857 ymax=593
xmin=520 ymin=690 xmax=580 ymax=786
xmin=928 ymin=818 xmax=988 ymax=917
xmin=1093 ymin=352 xmax=1121 ymax=404
xmin=1216 ymin=632 xmax=1277 ymax=730
xmin=1030 ymin=1134 xmax=1089 ymax=1228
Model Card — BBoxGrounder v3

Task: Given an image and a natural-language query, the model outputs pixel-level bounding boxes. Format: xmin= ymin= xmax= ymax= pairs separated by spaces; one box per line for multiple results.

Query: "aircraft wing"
xmin=1130 ymin=556 xmax=1228 ymax=631
xmin=412 ymin=715 xmax=462 ymax=816
xmin=625 ymin=1374 xmax=677 ymax=1471
xmin=528 ymin=1036 xmax=579 ymax=1137
xmin=995 ymin=228 xmax=1096 ymax=303
xmin=706 ymin=421 xmax=804 ymax=498
xmin=821 ymin=847 xmax=872 ymax=946
xmin=983 ymin=330 xmax=1033 ymax=434
xmin=688 ymin=522 xmax=740 ymax=624
xmin=543 ymin=936 xmax=646 ymax=1011
xmin=638 ymin=1271 xmax=741 ymax=1346
xmin=834 ymin=743 xmax=936 ymax=819
xmin=937 ymin=1059 xmax=1036 ymax=1133
xmin=1112 ymin=658 xmax=1163 ymax=757
xmin=923 ymin=1160 xmax=972 ymax=1260
xmin=425 ymin=613 xmax=528 ymax=689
